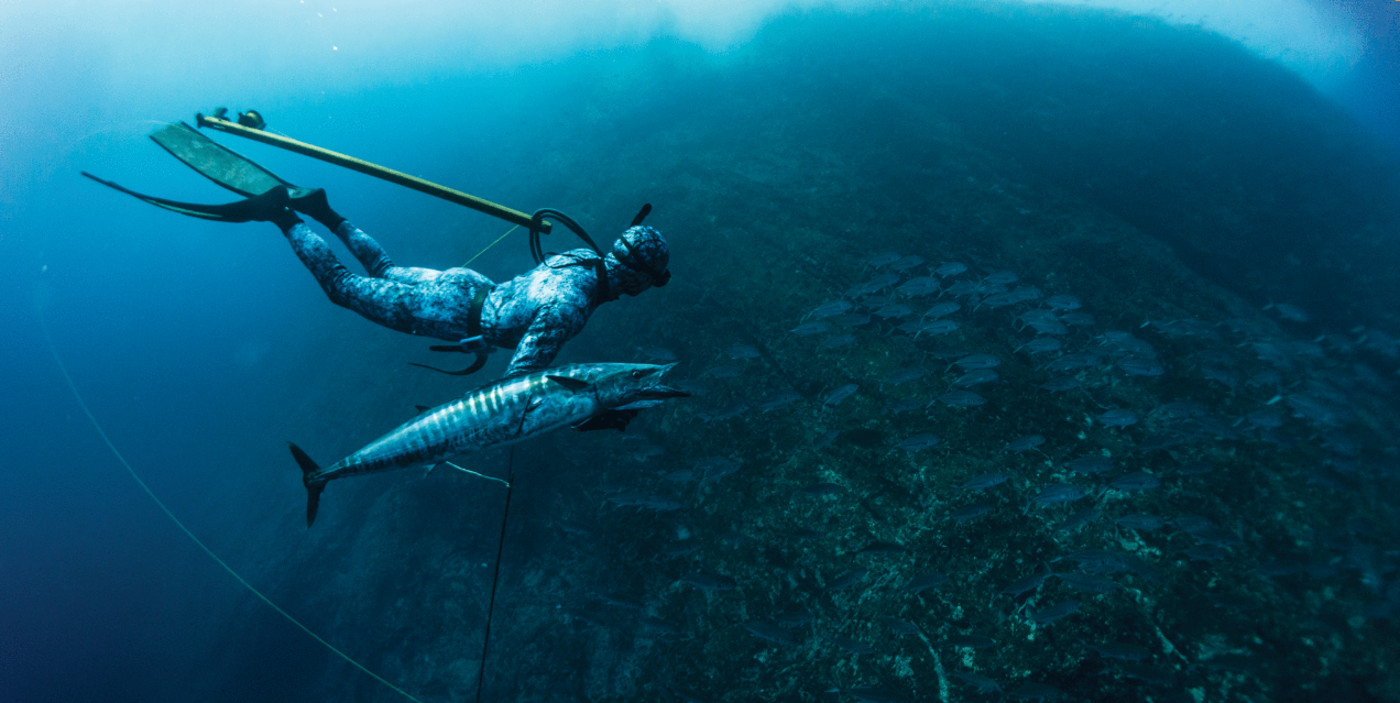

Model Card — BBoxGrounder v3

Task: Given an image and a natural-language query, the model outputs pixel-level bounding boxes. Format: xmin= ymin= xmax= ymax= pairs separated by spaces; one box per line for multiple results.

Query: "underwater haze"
xmin=5 ymin=1 xmax=1400 ymax=702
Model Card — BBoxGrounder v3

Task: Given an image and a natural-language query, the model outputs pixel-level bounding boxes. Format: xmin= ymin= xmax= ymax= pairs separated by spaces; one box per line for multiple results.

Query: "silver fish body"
xmin=290 ymin=362 xmax=683 ymax=526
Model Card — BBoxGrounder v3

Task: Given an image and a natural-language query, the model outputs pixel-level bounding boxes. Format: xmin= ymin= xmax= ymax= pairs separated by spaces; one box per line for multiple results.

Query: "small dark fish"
xmin=661 ymin=538 xmax=703 ymax=559
xmin=889 ymin=254 xmax=925 ymax=271
xmin=935 ymin=390 xmax=986 ymax=407
xmin=799 ymin=482 xmax=846 ymax=497
xmin=1054 ymin=572 xmax=1120 ymax=593
xmin=924 ymin=301 xmax=962 ymax=318
xmin=831 ymin=635 xmax=875 ymax=654
xmin=999 ymin=571 xmax=1049 ymax=596
xmin=696 ymin=402 xmax=750 ymax=422
xmin=1182 ymin=545 xmax=1230 ymax=561
xmin=680 ymin=572 xmax=737 ymax=590
xmin=1064 ymin=454 xmax=1114 ymax=474
xmin=702 ymin=364 xmax=743 ymax=379
xmin=1085 ymin=641 xmax=1151 ymax=661
xmin=724 ymin=344 xmax=761 ymax=360
xmin=823 ymin=383 xmax=859 ymax=407
xmin=1017 ymin=336 xmax=1062 ymax=354
xmin=827 ymin=687 xmax=907 ymax=703
xmin=867 ymin=251 xmax=902 ymax=268
xmin=639 ymin=617 xmax=680 ymax=638
xmin=1045 ymin=294 xmax=1082 ymax=311
xmin=1058 ymin=506 xmax=1099 ymax=531
xmin=774 ymin=608 xmax=815 ymax=627
xmin=1027 ymin=317 xmax=1068 ymax=335
xmin=884 ymin=366 xmax=926 ymax=385
xmin=934 ymin=262 xmax=968 ymax=277
xmin=1172 ymin=515 xmax=1215 ymax=534
xmin=1032 ymin=483 xmax=1086 ymax=505
xmin=950 ymin=503 xmax=993 ymax=521
xmin=914 ymin=319 xmax=960 ymax=337
xmin=695 ymin=456 xmax=742 ymax=482
xmin=640 ymin=347 xmax=678 ymax=363
xmin=879 ymin=616 xmax=922 ymax=636
xmin=1110 ymin=471 xmax=1161 ymax=491
xmin=1039 ymin=376 xmax=1080 ymax=392
xmin=951 ymin=353 xmax=1000 ymax=370
xmin=1117 ymin=358 xmax=1165 ymax=376
xmin=742 ymin=619 xmax=798 ymax=646
xmin=1096 ymin=408 xmax=1140 ymax=428
xmin=791 ymin=321 xmax=832 ymax=336
xmin=1117 ymin=662 xmax=1176 ymax=686
xmin=820 ymin=333 xmax=857 ymax=349
xmin=1009 ymin=682 xmax=1063 ymax=701
xmin=1176 ymin=459 xmax=1220 ymax=476
xmin=950 ymin=671 xmax=1001 ymax=693
xmin=856 ymin=540 xmax=908 ymax=555
xmin=895 ymin=433 xmax=941 ymax=451
xmin=824 ymin=568 xmax=869 ymax=592
xmin=903 ymin=571 xmax=949 ymax=593
xmin=606 ymin=492 xmax=684 ymax=511
xmin=874 ymin=303 xmax=916 ymax=320
xmin=887 ymin=399 xmax=924 ymax=414
xmin=1005 ymin=434 xmax=1045 ymax=452
xmin=983 ymin=270 xmax=1019 ymax=285
xmin=947 ymin=634 xmax=996 ymax=649
xmin=757 ymin=390 xmax=802 ymax=412
xmin=1056 ymin=549 xmax=1162 ymax=581
xmin=952 ymin=368 xmax=999 ymax=388
xmin=805 ymin=299 xmax=853 ymax=321
xmin=787 ymin=528 xmax=826 ymax=541
xmin=898 ymin=276 xmax=942 ymax=297
xmin=960 ymin=471 xmax=1009 ymax=491
xmin=1029 ymin=600 xmax=1079 ymax=624
xmin=1042 ymin=352 xmax=1102 ymax=372
xmin=1115 ymin=514 xmax=1165 ymax=531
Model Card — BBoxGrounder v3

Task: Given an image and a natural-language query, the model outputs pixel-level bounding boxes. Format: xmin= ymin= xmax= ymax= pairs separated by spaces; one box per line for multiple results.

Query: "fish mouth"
xmin=636 ymin=384 xmax=690 ymax=400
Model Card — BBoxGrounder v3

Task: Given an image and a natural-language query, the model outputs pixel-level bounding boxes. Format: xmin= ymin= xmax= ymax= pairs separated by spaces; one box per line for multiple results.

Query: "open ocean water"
xmin=4 ymin=2 xmax=1400 ymax=701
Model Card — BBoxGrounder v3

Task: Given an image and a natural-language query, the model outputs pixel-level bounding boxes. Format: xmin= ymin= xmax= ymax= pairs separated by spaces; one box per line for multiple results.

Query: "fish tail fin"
xmin=288 ymin=442 xmax=327 ymax=527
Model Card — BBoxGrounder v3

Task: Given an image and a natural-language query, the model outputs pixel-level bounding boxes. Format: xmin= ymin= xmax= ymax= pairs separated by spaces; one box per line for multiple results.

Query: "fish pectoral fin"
xmin=546 ymin=375 xmax=590 ymax=393
xmin=613 ymin=400 xmax=663 ymax=411
xmin=573 ymin=408 xmax=641 ymax=432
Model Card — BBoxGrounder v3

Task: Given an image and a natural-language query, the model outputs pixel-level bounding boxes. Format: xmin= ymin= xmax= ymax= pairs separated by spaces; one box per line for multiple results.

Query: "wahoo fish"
xmin=289 ymin=362 xmax=686 ymax=526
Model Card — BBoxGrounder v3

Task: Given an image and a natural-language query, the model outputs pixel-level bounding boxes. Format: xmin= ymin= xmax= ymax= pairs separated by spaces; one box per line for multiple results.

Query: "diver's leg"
xmin=281 ymin=221 xmax=427 ymax=334
xmin=331 ymin=221 xmax=445 ymax=285
xmin=289 ymin=187 xmax=442 ymax=285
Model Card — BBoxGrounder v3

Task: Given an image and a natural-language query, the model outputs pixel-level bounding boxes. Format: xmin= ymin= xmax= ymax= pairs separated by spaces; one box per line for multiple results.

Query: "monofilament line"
xmin=40 ymin=314 xmax=425 ymax=703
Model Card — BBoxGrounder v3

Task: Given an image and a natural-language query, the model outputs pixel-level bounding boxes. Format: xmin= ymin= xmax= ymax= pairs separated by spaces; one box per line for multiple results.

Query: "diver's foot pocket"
xmin=288 ymin=187 xmax=346 ymax=231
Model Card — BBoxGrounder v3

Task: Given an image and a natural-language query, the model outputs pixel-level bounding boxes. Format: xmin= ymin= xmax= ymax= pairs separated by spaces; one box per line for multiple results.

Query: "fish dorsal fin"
xmin=546 ymin=375 xmax=590 ymax=393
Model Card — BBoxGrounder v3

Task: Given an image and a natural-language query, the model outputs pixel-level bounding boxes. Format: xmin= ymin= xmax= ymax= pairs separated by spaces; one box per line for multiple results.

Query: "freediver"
xmin=231 ymin=185 xmax=672 ymax=377
xmin=83 ymin=120 xmax=671 ymax=377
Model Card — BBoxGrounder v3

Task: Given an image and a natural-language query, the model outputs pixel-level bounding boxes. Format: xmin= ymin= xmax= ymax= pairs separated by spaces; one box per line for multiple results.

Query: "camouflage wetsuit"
xmin=281 ymin=219 xmax=668 ymax=377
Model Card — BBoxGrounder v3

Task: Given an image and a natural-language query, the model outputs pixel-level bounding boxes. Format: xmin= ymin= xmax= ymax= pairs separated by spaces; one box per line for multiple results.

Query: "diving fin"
xmin=149 ymin=121 xmax=291 ymax=197
xmin=82 ymin=172 xmax=296 ymax=223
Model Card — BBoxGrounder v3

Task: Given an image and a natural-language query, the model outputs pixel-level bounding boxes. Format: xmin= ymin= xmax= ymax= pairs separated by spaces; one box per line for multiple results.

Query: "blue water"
xmin=5 ymin=3 xmax=1400 ymax=702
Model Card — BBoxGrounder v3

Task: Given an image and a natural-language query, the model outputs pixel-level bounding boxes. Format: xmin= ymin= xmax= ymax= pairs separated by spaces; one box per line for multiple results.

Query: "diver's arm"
xmin=502 ymin=306 xmax=581 ymax=377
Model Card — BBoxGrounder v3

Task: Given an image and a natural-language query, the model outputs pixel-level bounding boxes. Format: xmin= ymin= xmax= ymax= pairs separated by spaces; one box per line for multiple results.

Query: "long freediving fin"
xmin=81 ymin=172 xmax=294 ymax=223
xmin=149 ymin=121 xmax=292 ymax=197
